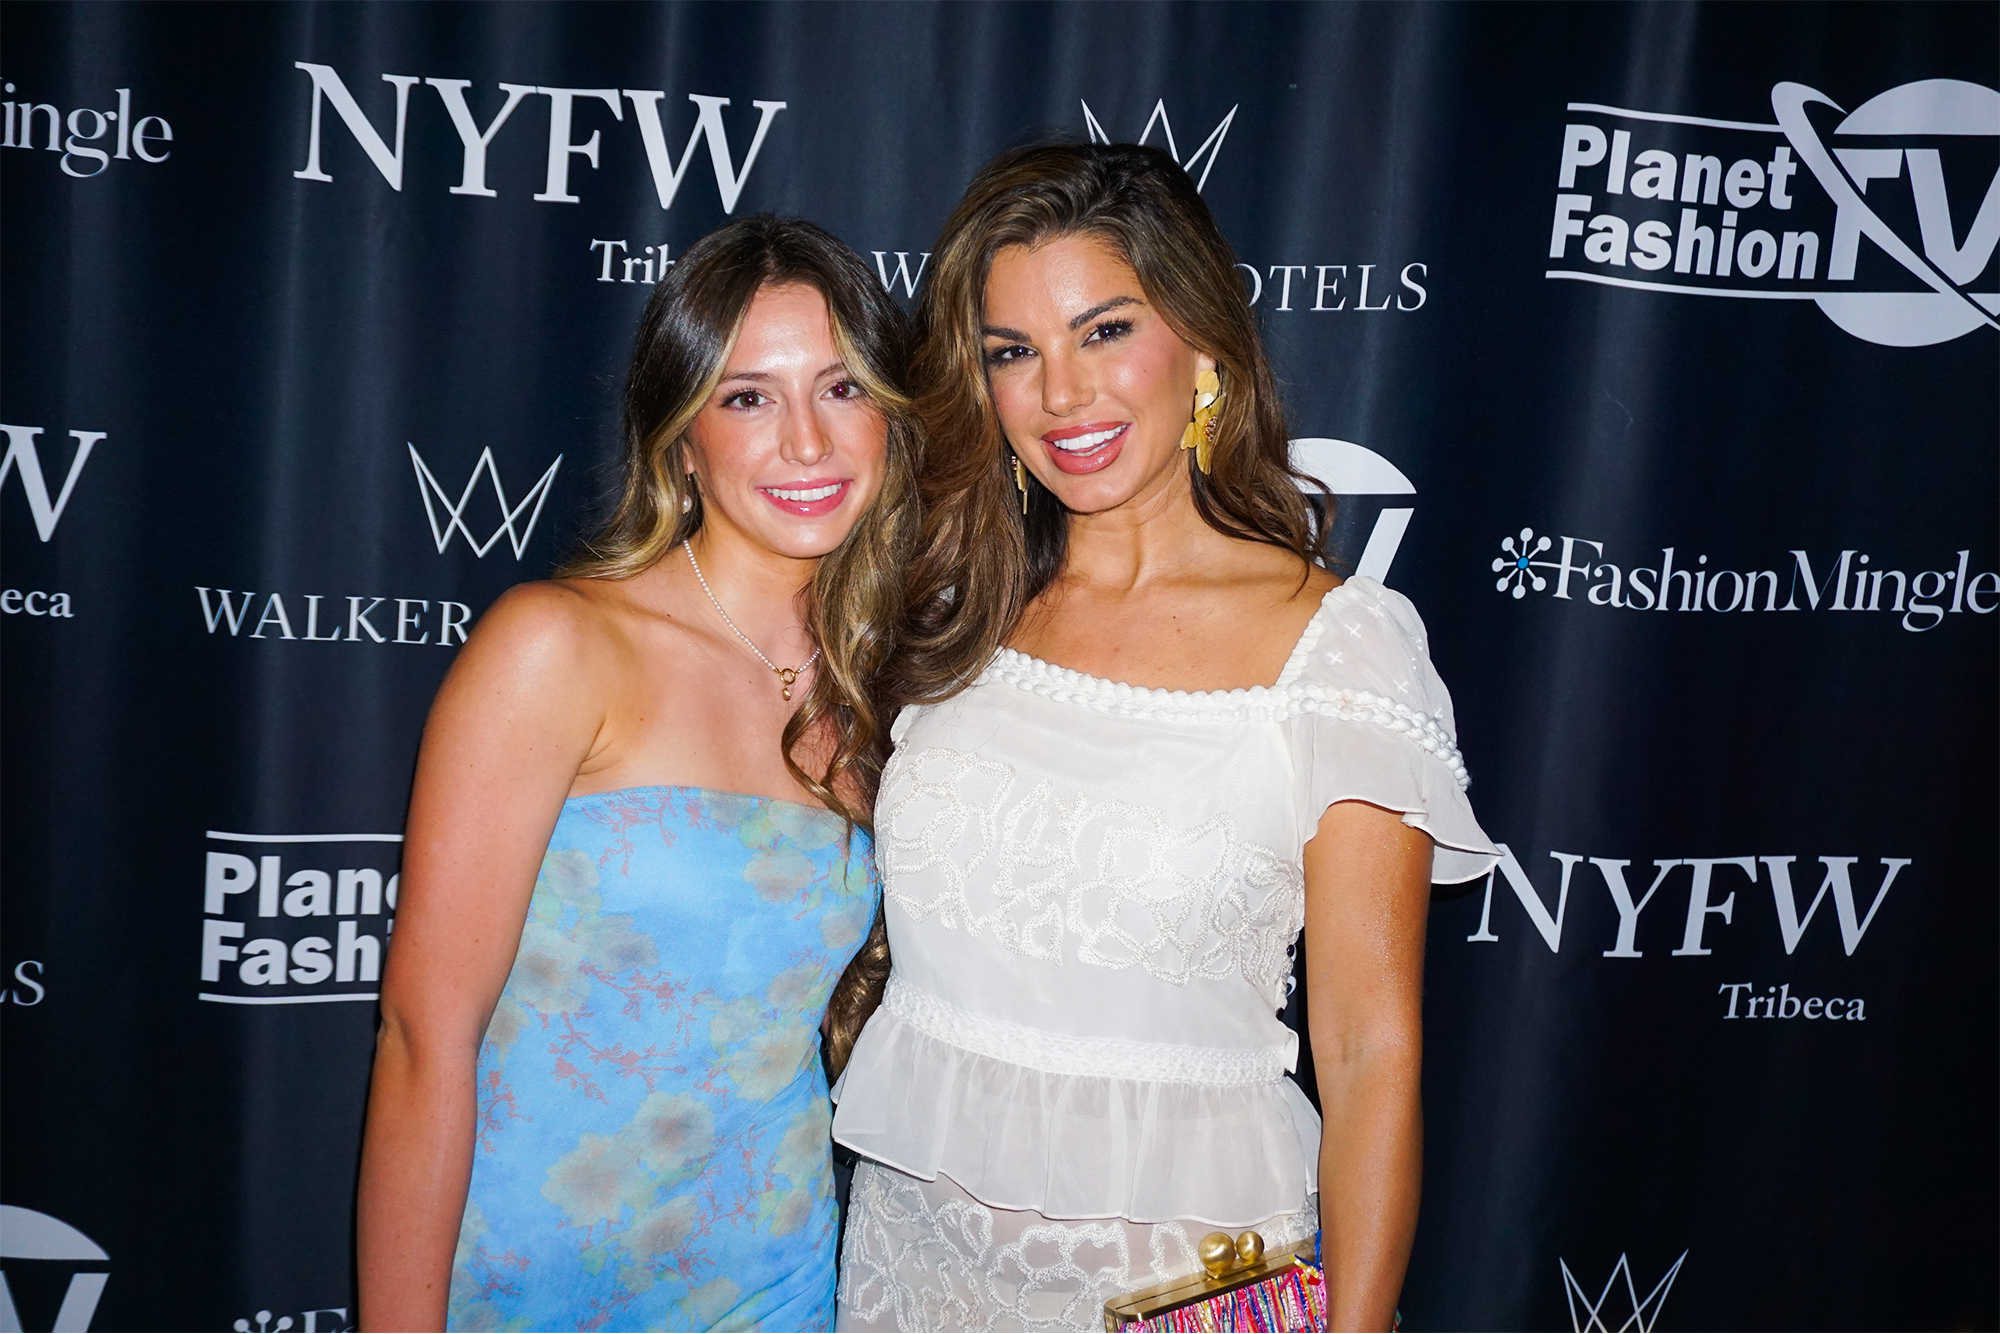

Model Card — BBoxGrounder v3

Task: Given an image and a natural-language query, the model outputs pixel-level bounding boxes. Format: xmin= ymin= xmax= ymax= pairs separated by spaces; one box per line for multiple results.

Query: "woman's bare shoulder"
xmin=477 ymin=578 xmax=624 ymax=649
xmin=445 ymin=578 xmax=648 ymax=702
xmin=1299 ymin=557 xmax=1342 ymax=600
xmin=1228 ymin=540 xmax=1340 ymax=610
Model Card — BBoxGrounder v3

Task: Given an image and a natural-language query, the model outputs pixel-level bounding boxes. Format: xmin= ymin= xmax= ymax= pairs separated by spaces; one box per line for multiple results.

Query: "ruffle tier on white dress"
xmin=833 ymin=975 xmax=1325 ymax=1227
xmin=835 ymin=576 xmax=1500 ymax=1241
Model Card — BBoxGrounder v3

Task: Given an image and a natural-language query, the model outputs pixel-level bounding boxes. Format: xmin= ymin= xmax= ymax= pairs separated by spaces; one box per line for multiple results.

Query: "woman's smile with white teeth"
xmin=764 ymin=482 xmax=843 ymax=501
xmin=1049 ymin=425 xmax=1127 ymax=454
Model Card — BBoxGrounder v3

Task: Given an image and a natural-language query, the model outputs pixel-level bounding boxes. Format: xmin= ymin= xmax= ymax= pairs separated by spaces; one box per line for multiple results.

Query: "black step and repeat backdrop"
xmin=2 ymin=3 xmax=1994 ymax=1330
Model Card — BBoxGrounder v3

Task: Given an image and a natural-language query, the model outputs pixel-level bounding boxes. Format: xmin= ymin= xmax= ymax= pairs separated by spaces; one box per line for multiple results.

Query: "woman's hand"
xmin=355 ymin=584 xmax=605 ymax=1332
xmin=1303 ymin=800 xmax=1434 ymax=1332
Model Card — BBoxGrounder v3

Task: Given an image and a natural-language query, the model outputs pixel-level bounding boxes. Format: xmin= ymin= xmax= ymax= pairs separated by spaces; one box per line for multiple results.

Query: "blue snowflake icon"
xmin=1492 ymin=528 xmax=1551 ymax=598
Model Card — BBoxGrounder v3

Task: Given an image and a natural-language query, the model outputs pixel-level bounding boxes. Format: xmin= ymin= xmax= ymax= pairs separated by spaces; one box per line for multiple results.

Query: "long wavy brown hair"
xmin=558 ymin=216 xmax=907 ymax=1078
xmin=890 ymin=141 xmax=1323 ymax=710
xmin=820 ymin=145 xmax=1328 ymax=1050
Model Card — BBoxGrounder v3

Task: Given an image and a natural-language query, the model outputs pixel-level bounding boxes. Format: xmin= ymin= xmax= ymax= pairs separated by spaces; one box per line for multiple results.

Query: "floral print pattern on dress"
xmin=449 ymin=787 xmax=878 ymax=1333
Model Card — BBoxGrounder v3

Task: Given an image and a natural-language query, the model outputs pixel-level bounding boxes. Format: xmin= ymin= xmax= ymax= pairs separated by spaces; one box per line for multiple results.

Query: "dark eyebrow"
xmin=1067 ymin=295 xmax=1142 ymax=331
xmin=981 ymin=296 xmax=1143 ymax=344
xmin=718 ymin=362 xmax=847 ymax=385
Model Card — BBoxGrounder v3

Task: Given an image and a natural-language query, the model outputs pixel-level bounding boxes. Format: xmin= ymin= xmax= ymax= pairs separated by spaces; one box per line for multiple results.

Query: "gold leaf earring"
xmin=1179 ymin=368 xmax=1223 ymax=474
xmin=1013 ymin=453 xmax=1029 ymax=515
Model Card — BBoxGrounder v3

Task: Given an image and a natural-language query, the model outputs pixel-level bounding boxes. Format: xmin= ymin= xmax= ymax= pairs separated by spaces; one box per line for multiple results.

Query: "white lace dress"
xmin=831 ymin=577 xmax=1499 ymax=1332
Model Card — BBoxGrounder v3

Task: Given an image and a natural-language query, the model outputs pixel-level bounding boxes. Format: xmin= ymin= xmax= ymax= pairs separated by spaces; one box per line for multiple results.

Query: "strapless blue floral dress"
xmin=447 ymin=786 xmax=878 ymax=1333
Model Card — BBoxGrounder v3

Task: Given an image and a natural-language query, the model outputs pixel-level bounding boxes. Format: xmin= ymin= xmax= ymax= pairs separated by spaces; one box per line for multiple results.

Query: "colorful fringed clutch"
xmin=1102 ymin=1229 xmax=1327 ymax=1332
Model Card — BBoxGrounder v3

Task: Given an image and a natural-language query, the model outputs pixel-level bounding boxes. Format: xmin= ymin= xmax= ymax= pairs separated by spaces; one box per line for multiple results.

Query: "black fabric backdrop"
xmin=2 ymin=3 xmax=1994 ymax=1330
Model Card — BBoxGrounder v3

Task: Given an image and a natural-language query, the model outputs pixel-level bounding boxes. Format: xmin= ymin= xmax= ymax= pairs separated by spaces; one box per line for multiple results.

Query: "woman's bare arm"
xmin=1303 ymin=800 xmax=1434 ymax=1332
xmin=356 ymin=584 xmax=607 ymax=1332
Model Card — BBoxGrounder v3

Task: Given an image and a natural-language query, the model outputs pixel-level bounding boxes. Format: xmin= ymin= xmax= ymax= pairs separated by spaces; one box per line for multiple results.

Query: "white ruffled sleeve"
xmin=1283 ymin=577 xmax=1500 ymax=883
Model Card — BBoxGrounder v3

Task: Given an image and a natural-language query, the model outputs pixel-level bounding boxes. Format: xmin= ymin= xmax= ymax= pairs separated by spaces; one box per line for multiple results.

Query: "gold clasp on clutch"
xmin=1198 ymin=1230 xmax=1267 ymax=1277
xmin=1104 ymin=1230 xmax=1317 ymax=1330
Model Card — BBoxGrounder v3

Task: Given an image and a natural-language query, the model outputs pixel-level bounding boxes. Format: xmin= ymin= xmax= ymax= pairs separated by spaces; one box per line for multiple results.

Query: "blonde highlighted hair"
xmin=559 ymin=216 xmax=908 ymax=1077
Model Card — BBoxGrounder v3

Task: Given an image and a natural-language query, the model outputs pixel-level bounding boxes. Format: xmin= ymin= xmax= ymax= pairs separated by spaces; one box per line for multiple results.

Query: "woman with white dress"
xmin=828 ymin=143 xmax=1500 ymax=1332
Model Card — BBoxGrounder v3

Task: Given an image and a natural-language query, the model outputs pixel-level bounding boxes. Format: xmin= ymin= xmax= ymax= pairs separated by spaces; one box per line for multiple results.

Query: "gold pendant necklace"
xmin=683 ymin=541 xmax=819 ymax=700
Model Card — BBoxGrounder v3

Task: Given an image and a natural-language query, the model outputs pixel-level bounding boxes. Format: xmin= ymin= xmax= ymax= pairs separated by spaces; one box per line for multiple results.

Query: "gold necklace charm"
xmin=683 ymin=541 xmax=819 ymax=701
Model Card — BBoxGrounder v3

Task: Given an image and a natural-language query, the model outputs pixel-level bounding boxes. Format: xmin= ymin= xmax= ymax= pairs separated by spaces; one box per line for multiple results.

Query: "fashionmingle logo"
xmin=1546 ymin=79 xmax=1998 ymax=347
xmin=1492 ymin=528 xmax=1998 ymax=632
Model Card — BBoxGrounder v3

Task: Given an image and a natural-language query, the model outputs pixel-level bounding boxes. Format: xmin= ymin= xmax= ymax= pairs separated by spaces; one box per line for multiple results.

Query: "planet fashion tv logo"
xmin=1546 ymin=79 xmax=1998 ymax=346
xmin=198 ymin=831 xmax=400 ymax=1005
xmin=0 ymin=1205 xmax=108 ymax=1334
xmin=1292 ymin=438 xmax=1416 ymax=582
xmin=1491 ymin=529 xmax=1998 ymax=632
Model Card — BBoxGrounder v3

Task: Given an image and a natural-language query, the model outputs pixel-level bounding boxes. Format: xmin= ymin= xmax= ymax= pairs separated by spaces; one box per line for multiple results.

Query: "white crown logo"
xmin=409 ymin=444 xmax=562 ymax=560
xmin=1561 ymin=1250 xmax=1687 ymax=1333
xmin=1081 ymin=98 xmax=1239 ymax=191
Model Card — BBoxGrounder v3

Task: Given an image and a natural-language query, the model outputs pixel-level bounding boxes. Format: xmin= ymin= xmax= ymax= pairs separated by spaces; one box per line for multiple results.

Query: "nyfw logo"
xmin=1492 ymin=529 xmax=1997 ymax=632
xmin=292 ymin=63 xmax=783 ymax=211
xmin=1 ymin=80 xmax=172 ymax=176
xmin=587 ymin=241 xmax=934 ymax=298
xmin=0 ymin=1205 xmax=109 ymax=1334
xmin=1 ymin=424 xmax=103 ymax=541
xmin=1466 ymin=844 xmax=1906 ymax=959
xmin=2 ymin=590 xmax=73 ymax=619
xmin=409 ymin=443 xmax=562 ymax=558
xmin=1562 ymin=1250 xmax=1686 ymax=1333
xmin=1718 ymin=981 xmax=1867 ymax=1021
xmin=199 ymin=831 xmax=400 ymax=1006
xmin=1546 ymin=79 xmax=1999 ymax=346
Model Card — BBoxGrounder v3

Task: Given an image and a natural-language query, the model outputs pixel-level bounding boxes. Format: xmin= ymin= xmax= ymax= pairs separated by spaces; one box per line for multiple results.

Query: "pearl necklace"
xmin=683 ymin=540 xmax=820 ymax=701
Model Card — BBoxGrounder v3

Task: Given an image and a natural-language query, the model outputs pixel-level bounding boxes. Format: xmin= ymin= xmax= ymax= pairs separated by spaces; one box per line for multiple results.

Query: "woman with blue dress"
xmin=355 ymin=217 xmax=916 ymax=1332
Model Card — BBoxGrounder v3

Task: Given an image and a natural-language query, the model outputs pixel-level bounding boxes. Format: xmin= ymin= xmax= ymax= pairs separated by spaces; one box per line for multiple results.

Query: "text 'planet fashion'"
xmin=448 ymin=787 xmax=878 ymax=1333
xmin=831 ymin=576 xmax=1499 ymax=1332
